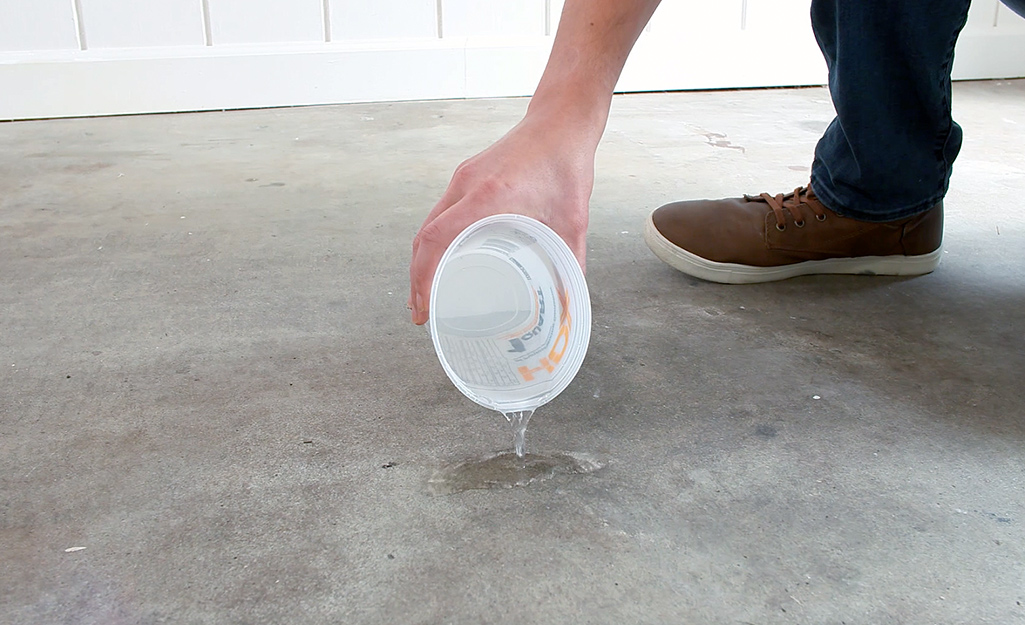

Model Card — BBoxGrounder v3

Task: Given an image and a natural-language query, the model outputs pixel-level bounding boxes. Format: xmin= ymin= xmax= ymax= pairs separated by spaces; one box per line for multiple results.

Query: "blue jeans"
xmin=809 ymin=0 xmax=1025 ymax=221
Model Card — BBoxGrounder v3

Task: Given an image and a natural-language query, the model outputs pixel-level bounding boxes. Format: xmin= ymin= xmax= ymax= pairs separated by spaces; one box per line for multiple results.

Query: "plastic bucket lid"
xmin=428 ymin=214 xmax=591 ymax=413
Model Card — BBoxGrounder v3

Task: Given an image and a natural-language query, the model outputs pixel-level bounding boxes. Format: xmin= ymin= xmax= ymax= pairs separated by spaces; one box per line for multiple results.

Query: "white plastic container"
xmin=429 ymin=214 xmax=591 ymax=413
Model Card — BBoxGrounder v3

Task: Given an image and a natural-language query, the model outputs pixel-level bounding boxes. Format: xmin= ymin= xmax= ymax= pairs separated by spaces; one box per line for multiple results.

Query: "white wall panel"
xmin=548 ymin=0 xmax=565 ymax=35
xmin=208 ymin=0 xmax=322 ymax=44
xmin=952 ymin=0 xmax=1025 ymax=78
xmin=646 ymin=1 xmax=738 ymax=36
xmin=620 ymin=33 xmax=826 ymax=92
xmin=0 ymin=43 xmax=465 ymax=119
xmin=2 ymin=0 xmax=1024 ymax=120
xmin=442 ymin=0 xmax=544 ymax=38
xmin=744 ymin=0 xmax=809 ymax=31
xmin=964 ymin=0 xmax=1000 ymax=31
xmin=998 ymin=2 xmax=1025 ymax=31
xmin=465 ymin=39 xmax=551 ymax=97
xmin=620 ymin=0 xmax=822 ymax=93
xmin=80 ymin=0 xmax=204 ymax=48
xmin=0 ymin=0 xmax=78 ymax=51
xmin=330 ymin=0 xmax=436 ymax=40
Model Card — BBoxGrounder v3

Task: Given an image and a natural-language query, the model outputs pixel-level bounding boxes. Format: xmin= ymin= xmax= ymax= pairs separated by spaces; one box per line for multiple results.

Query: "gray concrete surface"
xmin=2 ymin=81 xmax=1024 ymax=624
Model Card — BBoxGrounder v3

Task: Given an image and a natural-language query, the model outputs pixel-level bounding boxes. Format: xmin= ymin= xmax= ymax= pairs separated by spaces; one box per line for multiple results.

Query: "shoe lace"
xmin=745 ymin=186 xmax=827 ymax=231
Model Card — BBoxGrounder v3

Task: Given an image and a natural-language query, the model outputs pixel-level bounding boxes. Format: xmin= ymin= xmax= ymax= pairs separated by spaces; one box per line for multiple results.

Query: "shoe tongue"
xmin=786 ymin=187 xmax=811 ymax=206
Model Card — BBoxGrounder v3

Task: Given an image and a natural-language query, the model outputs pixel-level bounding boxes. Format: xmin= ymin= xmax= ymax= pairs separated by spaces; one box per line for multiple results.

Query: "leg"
xmin=642 ymin=0 xmax=971 ymax=283
xmin=809 ymin=0 xmax=972 ymax=221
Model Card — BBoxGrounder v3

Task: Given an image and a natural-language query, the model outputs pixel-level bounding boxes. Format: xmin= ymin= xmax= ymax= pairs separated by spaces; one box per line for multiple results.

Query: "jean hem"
xmin=809 ymin=168 xmax=947 ymax=223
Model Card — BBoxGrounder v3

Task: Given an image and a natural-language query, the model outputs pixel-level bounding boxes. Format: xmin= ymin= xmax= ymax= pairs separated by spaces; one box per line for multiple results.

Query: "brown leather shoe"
xmin=643 ymin=185 xmax=943 ymax=284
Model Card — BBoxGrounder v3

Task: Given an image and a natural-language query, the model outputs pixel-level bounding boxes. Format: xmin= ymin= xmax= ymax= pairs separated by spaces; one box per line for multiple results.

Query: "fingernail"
xmin=415 ymin=293 xmax=425 ymax=313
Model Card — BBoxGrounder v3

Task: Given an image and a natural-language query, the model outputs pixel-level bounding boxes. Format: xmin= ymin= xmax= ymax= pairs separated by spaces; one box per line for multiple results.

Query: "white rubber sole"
xmin=643 ymin=213 xmax=942 ymax=285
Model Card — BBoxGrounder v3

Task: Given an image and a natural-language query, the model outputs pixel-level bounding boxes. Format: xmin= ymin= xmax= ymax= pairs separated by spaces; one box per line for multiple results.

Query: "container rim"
xmin=428 ymin=214 xmax=591 ymax=413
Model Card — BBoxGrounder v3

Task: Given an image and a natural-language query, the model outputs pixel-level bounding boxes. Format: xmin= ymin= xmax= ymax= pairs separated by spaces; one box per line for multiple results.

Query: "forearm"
xmin=527 ymin=0 xmax=663 ymax=145
xmin=409 ymin=0 xmax=658 ymax=322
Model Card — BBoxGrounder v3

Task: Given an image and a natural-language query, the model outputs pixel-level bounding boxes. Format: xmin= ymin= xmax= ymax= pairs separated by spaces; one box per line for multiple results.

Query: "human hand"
xmin=408 ymin=111 xmax=598 ymax=325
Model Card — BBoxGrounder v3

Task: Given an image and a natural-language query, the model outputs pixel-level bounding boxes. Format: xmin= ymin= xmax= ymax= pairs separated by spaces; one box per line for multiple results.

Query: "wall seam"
xmin=71 ymin=0 xmax=87 ymax=50
xmin=323 ymin=0 xmax=332 ymax=42
xmin=201 ymin=0 xmax=213 ymax=46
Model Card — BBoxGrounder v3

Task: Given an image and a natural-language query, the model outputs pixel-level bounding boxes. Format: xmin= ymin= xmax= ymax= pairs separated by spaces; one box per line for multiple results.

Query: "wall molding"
xmin=1 ymin=31 xmax=1023 ymax=120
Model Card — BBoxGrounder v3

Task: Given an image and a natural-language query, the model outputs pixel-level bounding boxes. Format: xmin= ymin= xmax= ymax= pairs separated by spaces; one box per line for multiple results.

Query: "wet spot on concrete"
xmin=63 ymin=162 xmax=113 ymax=174
xmin=701 ymin=131 xmax=746 ymax=153
xmin=428 ymin=451 xmax=603 ymax=495
xmin=755 ymin=425 xmax=777 ymax=438
xmin=795 ymin=119 xmax=830 ymax=134
xmin=983 ymin=511 xmax=1013 ymax=523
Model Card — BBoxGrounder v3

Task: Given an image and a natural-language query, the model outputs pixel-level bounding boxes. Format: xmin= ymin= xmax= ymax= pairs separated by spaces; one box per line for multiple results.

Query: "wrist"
xmin=525 ymin=85 xmax=611 ymax=151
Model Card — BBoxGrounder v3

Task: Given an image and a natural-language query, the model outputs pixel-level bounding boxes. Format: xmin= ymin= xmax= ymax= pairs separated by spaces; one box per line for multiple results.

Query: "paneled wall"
xmin=1 ymin=0 xmax=1023 ymax=119
xmin=0 ymin=0 xmax=79 ymax=51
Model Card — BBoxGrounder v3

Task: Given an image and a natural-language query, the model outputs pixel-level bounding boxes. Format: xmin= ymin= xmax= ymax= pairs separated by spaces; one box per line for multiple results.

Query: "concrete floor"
xmin=2 ymin=80 xmax=1024 ymax=624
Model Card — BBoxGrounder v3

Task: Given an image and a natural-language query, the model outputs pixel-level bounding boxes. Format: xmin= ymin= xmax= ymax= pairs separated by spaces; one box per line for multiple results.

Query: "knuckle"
xmin=451 ymin=159 xmax=476 ymax=183
xmin=460 ymin=176 xmax=502 ymax=203
xmin=414 ymin=220 xmax=444 ymax=249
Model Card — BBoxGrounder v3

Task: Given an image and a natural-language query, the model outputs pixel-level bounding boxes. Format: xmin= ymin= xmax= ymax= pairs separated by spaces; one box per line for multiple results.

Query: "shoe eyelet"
xmin=816 ymin=214 xmax=826 ymax=222
xmin=776 ymin=223 xmax=786 ymax=232
xmin=794 ymin=220 xmax=805 ymax=228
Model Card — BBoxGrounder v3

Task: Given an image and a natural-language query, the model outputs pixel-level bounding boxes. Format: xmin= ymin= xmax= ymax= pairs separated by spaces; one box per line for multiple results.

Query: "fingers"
xmin=409 ymin=160 xmax=478 ymax=266
xmin=555 ymin=213 xmax=589 ymax=275
xmin=408 ymin=199 xmax=485 ymax=325
xmin=408 ymin=173 xmax=470 ymax=315
xmin=573 ymin=247 xmax=587 ymax=275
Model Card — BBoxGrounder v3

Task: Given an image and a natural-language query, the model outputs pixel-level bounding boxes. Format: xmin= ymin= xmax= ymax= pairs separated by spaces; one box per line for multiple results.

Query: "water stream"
xmin=502 ymin=409 xmax=533 ymax=458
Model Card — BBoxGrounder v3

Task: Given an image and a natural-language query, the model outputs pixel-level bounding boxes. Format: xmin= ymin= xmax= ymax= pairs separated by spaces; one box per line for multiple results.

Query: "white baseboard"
xmin=952 ymin=31 xmax=1025 ymax=80
xmin=1 ymin=31 xmax=1023 ymax=120
xmin=0 ymin=41 xmax=470 ymax=120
